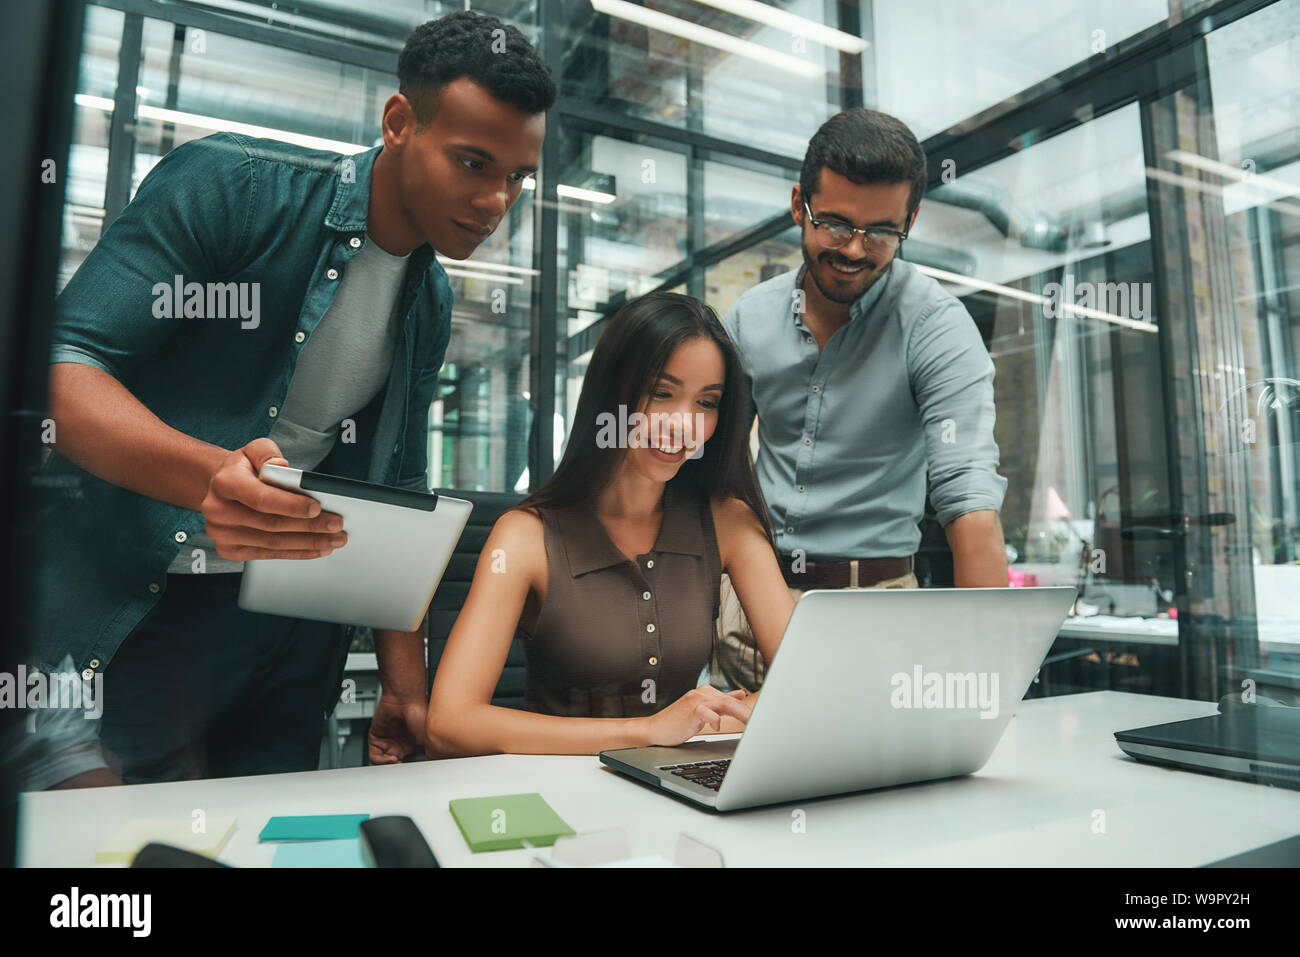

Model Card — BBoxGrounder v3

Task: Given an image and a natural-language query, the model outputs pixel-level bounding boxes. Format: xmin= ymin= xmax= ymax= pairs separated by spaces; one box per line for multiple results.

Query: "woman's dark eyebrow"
xmin=660 ymin=373 xmax=724 ymax=391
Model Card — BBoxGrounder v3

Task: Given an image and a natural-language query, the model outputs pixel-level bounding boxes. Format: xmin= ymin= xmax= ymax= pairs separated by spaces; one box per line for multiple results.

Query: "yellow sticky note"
xmin=96 ymin=817 xmax=237 ymax=865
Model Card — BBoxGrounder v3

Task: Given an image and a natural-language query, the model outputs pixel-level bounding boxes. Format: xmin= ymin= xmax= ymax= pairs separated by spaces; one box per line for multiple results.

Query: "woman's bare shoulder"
xmin=709 ymin=495 xmax=761 ymax=532
xmin=500 ymin=504 xmax=545 ymax=526
xmin=488 ymin=507 xmax=547 ymax=572
xmin=709 ymin=495 xmax=769 ymax=571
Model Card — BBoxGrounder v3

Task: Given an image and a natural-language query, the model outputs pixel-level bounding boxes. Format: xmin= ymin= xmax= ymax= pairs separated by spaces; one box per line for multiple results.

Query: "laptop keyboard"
xmin=659 ymin=759 xmax=731 ymax=791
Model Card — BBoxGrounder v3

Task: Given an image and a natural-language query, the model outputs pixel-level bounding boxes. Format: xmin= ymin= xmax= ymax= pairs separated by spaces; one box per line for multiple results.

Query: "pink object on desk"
xmin=1008 ymin=569 xmax=1038 ymax=587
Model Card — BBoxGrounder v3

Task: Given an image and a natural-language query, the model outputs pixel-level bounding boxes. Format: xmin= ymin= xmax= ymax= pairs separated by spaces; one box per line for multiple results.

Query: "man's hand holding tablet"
xmin=200 ymin=437 xmax=348 ymax=561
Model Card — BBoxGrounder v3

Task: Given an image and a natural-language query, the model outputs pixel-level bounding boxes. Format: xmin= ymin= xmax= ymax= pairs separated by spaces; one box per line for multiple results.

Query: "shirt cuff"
xmin=25 ymin=741 xmax=111 ymax=792
xmin=932 ymin=476 xmax=1008 ymax=527
xmin=49 ymin=343 xmax=119 ymax=379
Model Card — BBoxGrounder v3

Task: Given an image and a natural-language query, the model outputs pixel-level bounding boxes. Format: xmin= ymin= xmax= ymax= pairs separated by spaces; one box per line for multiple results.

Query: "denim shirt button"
xmin=349 ymin=237 xmax=362 ymax=249
xmin=148 ymin=583 xmax=160 ymax=594
xmin=327 ymin=268 xmax=339 ymax=280
xmin=269 ymin=406 xmax=279 ymax=418
xmin=174 ymin=530 xmax=187 ymax=543
xmin=81 ymin=668 xmax=94 ymax=681
xmin=294 ymin=331 xmax=305 ymax=343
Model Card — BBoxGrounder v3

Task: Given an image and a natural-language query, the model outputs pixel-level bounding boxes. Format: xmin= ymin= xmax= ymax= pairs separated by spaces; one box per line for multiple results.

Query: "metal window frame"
xmin=82 ymin=0 xmax=1287 ymax=604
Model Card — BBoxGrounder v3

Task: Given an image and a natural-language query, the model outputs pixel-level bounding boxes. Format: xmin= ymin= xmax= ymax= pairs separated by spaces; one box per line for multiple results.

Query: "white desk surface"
xmin=18 ymin=691 xmax=1300 ymax=867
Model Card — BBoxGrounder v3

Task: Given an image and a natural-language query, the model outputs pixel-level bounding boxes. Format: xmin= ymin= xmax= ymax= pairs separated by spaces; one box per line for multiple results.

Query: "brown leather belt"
xmin=779 ymin=555 xmax=914 ymax=589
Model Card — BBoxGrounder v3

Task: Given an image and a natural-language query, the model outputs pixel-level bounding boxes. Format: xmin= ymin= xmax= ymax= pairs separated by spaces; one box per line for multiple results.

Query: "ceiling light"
xmin=436 ymin=258 xmax=540 ymax=277
xmin=1146 ymin=166 xmax=1300 ymax=219
xmin=440 ymin=267 xmax=524 ymax=286
xmin=917 ymin=264 xmax=1157 ymax=333
xmin=557 ymin=184 xmax=617 ymax=204
xmin=691 ymin=0 xmax=867 ymax=53
xmin=1166 ymin=150 xmax=1299 ymax=199
xmin=590 ymin=0 xmax=822 ymax=78
xmin=74 ymin=94 xmax=369 ymax=154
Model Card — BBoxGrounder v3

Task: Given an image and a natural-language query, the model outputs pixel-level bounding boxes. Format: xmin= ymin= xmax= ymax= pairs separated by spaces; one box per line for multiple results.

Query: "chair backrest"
xmin=426 ymin=488 xmax=528 ymax=708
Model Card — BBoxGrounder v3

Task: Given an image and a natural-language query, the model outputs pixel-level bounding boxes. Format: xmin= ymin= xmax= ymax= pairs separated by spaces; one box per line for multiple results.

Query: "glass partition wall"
xmin=60 ymin=0 xmax=1299 ymax=709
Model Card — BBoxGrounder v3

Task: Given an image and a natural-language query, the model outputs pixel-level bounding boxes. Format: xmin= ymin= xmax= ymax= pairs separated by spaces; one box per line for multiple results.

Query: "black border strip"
xmin=299 ymin=471 xmax=440 ymax=511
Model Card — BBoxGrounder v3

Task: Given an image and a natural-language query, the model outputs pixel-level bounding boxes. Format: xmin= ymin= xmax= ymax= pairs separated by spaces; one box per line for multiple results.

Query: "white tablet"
xmin=237 ymin=464 xmax=472 ymax=632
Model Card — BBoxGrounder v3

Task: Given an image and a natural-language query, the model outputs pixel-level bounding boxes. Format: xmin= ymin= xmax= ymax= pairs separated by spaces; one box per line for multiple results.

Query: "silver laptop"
xmin=600 ymin=586 xmax=1076 ymax=811
xmin=238 ymin=464 xmax=472 ymax=632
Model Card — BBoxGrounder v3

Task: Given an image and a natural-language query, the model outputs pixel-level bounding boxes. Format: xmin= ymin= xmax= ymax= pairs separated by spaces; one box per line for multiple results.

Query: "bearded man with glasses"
xmin=711 ymin=108 xmax=1011 ymax=696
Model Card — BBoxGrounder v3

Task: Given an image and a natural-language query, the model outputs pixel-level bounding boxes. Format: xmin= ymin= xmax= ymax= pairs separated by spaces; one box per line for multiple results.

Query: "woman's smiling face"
xmin=622 ymin=336 xmax=725 ymax=481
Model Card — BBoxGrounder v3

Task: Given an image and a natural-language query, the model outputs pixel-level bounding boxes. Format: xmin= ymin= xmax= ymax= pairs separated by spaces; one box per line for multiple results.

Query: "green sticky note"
xmin=272 ymin=838 xmax=367 ymax=868
xmin=258 ymin=814 xmax=369 ymax=842
xmin=448 ymin=793 xmax=574 ymax=852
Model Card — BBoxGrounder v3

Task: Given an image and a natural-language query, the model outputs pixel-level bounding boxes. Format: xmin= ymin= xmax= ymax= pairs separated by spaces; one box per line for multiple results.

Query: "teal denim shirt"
xmin=32 ymin=132 xmax=452 ymax=674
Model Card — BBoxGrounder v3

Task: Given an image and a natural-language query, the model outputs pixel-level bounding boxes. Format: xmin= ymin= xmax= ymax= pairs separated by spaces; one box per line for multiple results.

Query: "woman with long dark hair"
xmin=426 ymin=292 xmax=794 ymax=755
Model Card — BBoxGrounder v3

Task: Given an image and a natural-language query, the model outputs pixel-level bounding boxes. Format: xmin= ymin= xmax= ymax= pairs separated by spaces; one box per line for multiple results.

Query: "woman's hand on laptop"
xmin=643 ymin=685 xmax=752 ymax=746
xmin=201 ymin=438 xmax=347 ymax=560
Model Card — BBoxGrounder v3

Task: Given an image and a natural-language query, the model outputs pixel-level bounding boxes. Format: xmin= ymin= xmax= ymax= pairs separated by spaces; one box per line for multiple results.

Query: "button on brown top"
xmin=517 ymin=481 xmax=722 ymax=718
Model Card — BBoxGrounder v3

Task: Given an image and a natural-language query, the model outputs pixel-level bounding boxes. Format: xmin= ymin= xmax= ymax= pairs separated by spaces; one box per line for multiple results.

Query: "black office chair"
xmin=357 ymin=488 xmax=527 ymax=766
xmin=426 ymin=488 xmax=528 ymax=709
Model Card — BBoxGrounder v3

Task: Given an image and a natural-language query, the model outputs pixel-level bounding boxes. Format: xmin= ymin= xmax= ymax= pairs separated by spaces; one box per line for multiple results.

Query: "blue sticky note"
xmin=272 ymin=838 xmax=367 ymax=868
xmin=258 ymin=814 xmax=369 ymax=842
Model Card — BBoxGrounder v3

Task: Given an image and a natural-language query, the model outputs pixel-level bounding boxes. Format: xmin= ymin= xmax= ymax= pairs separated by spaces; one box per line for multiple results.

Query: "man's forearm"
xmin=47 ymin=362 xmax=229 ymax=511
xmin=373 ymin=625 xmax=428 ymax=700
xmin=945 ymin=509 xmax=1010 ymax=587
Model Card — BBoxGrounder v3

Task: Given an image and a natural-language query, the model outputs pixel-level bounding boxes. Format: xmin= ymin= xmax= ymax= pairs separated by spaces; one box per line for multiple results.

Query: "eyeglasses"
xmin=802 ymin=200 xmax=909 ymax=251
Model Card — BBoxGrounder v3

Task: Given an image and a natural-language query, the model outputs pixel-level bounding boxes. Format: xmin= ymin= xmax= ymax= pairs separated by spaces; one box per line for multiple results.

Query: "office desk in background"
xmin=18 ymin=692 xmax=1300 ymax=867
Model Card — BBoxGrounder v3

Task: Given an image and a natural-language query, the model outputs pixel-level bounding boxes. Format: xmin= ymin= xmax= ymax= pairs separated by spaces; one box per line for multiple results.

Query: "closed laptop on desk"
xmin=1115 ymin=705 xmax=1300 ymax=790
xmin=601 ymin=585 xmax=1076 ymax=812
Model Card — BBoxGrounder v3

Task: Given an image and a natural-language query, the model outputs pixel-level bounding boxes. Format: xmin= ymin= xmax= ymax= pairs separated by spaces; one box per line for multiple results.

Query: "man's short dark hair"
xmin=398 ymin=11 xmax=556 ymax=127
xmin=799 ymin=109 xmax=927 ymax=216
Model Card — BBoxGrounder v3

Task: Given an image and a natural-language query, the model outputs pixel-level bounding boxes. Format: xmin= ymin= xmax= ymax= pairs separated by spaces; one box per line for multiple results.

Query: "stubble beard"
xmin=800 ymin=238 xmax=891 ymax=305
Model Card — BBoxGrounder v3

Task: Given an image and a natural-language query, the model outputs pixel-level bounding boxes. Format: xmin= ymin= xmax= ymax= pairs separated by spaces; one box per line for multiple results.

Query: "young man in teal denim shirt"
xmin=32 ymin=11 xmax=553 ymax=783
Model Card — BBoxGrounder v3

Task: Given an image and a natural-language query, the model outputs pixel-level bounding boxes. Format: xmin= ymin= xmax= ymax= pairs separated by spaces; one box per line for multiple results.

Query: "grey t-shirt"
xmin=169 ymin=235 xmax=411 ymax=574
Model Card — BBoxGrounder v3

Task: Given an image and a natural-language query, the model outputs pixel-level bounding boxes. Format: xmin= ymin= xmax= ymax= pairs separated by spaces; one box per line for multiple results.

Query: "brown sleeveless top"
xmin=516 ymin=481 xmax=722 ymax=718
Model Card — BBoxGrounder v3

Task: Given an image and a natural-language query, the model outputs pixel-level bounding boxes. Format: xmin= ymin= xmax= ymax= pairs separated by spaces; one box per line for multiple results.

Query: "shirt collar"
xmin=792 ymin=258 xmax=894 ymax=326
xmin=564 ymin=482 xmax=705 ymax=577
xmin=324 ymin=145 xmax=380 ymax=232
xmin=324 ymin=143 xmax=441 ymax=275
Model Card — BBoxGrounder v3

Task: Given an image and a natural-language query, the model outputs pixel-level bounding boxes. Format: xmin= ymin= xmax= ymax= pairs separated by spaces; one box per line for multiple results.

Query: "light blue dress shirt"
xmin=721 ymin=258 xmax=1007 ymax=560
